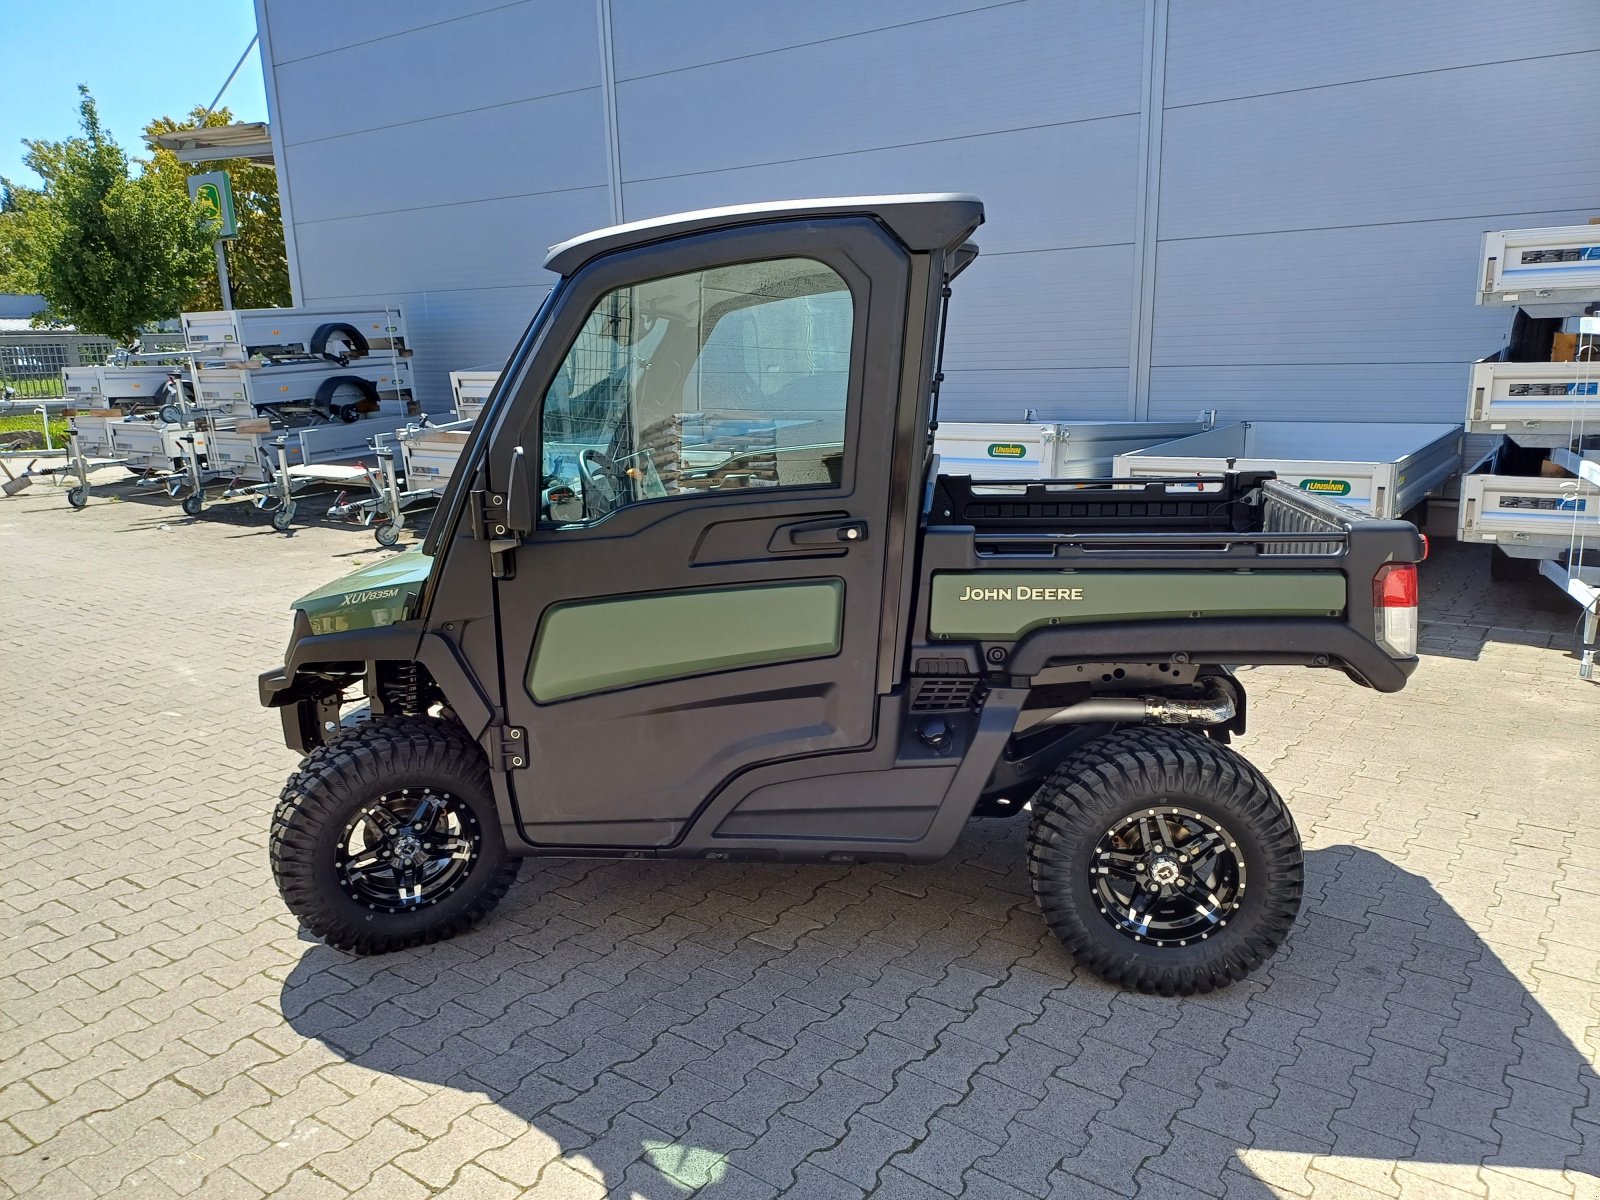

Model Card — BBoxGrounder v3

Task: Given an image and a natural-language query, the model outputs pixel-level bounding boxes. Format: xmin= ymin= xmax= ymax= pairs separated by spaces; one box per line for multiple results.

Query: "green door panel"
xmin=529 ymin=580 xmax=844 ymax=702
xmin=928 ymin=571 xmax=1346 ymax=641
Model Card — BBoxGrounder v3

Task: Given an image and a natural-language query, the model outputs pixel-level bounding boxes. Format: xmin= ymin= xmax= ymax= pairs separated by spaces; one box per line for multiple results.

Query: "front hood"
xmin=292 ymin=546 xmax=433 ymax=635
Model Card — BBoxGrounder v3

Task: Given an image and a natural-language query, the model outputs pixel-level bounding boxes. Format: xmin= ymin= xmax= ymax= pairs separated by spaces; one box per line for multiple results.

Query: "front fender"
xmin=259 ymin=620 xmax=494 ymax=753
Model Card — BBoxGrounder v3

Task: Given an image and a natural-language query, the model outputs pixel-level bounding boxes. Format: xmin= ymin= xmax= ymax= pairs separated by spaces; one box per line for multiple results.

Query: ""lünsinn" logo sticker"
xmin=987 ymin=443 xmax=1027 ymax=458
xmin=1299 ymin=478 xmax=1352 ymax=497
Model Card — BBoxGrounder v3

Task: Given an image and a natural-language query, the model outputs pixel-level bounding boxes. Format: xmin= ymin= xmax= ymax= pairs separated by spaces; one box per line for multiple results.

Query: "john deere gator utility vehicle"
xmin=260 ymin=195 xmax=1425 ymax=995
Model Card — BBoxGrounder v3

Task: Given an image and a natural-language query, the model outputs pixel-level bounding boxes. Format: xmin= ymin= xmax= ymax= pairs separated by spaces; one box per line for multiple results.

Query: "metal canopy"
xmin=146 ymin=122 xmax=274 ymax=164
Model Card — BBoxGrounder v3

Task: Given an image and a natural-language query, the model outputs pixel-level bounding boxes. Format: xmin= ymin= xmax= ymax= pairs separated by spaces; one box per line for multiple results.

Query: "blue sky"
xmin=0 ymin=0 xmax=268 ymax=187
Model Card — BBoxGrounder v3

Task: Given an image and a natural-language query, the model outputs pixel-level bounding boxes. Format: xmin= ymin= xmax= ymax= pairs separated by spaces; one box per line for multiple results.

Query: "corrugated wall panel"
xmin=614 ymin=0 xmax=1144 ymax=182
xmin=264 ymin=0 xmax=520 ymax=64
xmin=1160 ymin=61 xmax=1600 ymax=237
xmin=1165 ymin=0 xmax=1600 ymax=106
xmin=1149 ymin=212 xmax=1596 ymax=369
xmin=284 ymin=89 xmax=609 ymax=225
xmin=948 ymin=248 xmax=1135 ymax=370
xmin=610 ymin=0 xmax=993 ymax=79
xmin=621 ymin=117 xmax=1140 ymax=255
xmin=271 ymin=1 xmax=597 ymax=146
xmin=294 ymin=187 xmax=611 ymax=297
xmin=1148 ymin=364 xmax=1482 ymax=424
xmin=941 ymin=370 xmax=1130 ymax=422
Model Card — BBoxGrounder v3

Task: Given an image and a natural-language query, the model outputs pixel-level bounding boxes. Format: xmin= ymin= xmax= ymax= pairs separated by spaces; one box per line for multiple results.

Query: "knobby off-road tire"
xmin=1027 ymin=727 xmax=1302 ymax=996
xmin=271 ymin=715 xmax=520 ymax=953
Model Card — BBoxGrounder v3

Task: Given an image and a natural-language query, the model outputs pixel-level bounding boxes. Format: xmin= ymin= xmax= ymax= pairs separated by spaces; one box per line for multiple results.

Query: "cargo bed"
xmin=1113 ymin=421 xmax=1462 ymax=518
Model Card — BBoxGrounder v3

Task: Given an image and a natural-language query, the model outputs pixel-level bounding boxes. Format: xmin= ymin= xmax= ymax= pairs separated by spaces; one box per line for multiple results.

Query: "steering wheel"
xmin=578 ymin=448 xmax=625 ymax=517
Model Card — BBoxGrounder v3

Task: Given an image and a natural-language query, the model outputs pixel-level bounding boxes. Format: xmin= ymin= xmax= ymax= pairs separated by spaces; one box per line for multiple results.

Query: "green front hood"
xmin=293 ymin=546 xmax=433 ymax=636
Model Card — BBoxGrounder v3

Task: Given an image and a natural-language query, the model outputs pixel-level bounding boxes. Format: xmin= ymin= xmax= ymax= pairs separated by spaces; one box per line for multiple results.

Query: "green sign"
xmin=987 ymin=443 xmax=1027 ymax=458
xmin=1299 ymin=478 xmax=1352 ymax=497
xmin=188 ymin=172 xmax=237 ymax=238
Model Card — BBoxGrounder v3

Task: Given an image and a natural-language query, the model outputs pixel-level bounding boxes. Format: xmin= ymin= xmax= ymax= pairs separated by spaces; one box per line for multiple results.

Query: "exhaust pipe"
xmin=1036 ymin=677 xmax=1236 ymax=728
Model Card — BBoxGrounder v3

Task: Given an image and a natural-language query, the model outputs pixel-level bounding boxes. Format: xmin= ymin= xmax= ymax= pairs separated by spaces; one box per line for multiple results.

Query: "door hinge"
xmin=491 ymin=724 xmax=527 ymax=771
xmin=472 ymin=488 xmax=519 ymax=579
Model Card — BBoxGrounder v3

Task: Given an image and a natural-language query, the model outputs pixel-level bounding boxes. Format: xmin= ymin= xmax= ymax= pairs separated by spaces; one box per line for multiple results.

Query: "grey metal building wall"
xmin=255 ymin=0 xmax=1600 ymax=423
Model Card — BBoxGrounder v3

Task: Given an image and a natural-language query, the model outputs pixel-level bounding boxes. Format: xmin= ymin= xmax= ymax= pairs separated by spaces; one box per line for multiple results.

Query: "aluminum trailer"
xmin=1115 ymin=421 xmax=1463 ymax=519
xmin=932 ymin=418 xmax=1214 ymax=481
xmin=449 ymin=367 xmax=500 ymax=424
xmin=96 ymin=364 xmax=189 ymax=410
xmin=1466 ymin=357 xmax=1600 ymax=447
xmin=212 ymin=411 xmax=458 ymax=532
xmin=1479 ymin=225 xmax=1600 ymax=317
xmin=1459 ymin=469 xmax=1599 ymax=553
xmin=62 ymin=365 xmax=104 ymax=406
xmin=181 ymin=306 xmax=407 ymax=362
xmin=195 ymin=358 xmax=413 ymax=417
xmin=1459 ymin=463 xmax=1600 ymax=679
xmin=323 ymin=420 xmax=476 ymax=545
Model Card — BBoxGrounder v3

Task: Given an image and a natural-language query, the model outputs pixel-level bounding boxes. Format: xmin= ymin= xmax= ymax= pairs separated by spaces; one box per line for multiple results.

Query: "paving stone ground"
xmin=1 ymin=476 xmax=1597 ymax=1200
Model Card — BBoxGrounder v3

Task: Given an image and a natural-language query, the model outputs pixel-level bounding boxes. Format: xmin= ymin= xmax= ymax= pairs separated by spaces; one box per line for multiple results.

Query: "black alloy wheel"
xmin=1088 ymin=806 xmax=1244 ymax=947
xmin=335 ymin=788 xmax=481 ymax=913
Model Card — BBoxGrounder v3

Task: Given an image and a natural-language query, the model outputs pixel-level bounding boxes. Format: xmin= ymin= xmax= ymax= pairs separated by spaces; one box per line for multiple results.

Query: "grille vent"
xmin=910 ymin=678 xmax=981 ymax=713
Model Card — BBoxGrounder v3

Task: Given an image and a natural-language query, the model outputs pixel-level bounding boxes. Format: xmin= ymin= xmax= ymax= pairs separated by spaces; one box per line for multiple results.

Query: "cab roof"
xmin=544 ymin=193 xmax=984 ymax=276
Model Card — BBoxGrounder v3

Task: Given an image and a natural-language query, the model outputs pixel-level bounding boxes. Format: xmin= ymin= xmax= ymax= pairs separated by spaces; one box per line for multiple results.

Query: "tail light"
xmin=1373 ymin=563 xmax=1419 ymax=658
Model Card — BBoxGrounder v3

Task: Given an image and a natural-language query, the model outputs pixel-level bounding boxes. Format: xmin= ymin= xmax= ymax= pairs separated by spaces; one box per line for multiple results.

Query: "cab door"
xmin=489 ymin=219 xmax=912 ymax=848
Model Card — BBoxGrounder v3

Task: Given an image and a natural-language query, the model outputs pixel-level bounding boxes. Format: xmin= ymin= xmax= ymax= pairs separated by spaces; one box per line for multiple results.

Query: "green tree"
xmin=2 ymin=87 xmax=218 ymax=340
xmin=143 ymin=107 xmax=291 ymax=311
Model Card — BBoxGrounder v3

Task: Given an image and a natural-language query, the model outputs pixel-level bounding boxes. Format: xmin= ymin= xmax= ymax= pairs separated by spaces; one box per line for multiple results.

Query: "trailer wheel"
xmin=1488 ymin=547 xmax=1540 ymax=583
xmin=270 ymin=716 xmax=519 ymax=954
xmin=66 ymin=486 xmax=88 ymax=509
xmin=181 ymin=494 xmax=203 ymax=517
xmin=272 ymin=502 xmax=297 ymax=532
xmin=374 ymin=522 xmax=401 ymax=547
xmin=310 ymin=322 xmax=371 ymax=364
xmin=314 ymin=375 xmax=382 ymax=420
xmin=1027 ymin=727 xmax=1302 ymax=996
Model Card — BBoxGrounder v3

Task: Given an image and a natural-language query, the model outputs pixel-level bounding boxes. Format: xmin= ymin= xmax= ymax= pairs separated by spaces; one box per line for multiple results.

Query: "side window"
xmin=539 ymin=257 xmax=853 ymax=524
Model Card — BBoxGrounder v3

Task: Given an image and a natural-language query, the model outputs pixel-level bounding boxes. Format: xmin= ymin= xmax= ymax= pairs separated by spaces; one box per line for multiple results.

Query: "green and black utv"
xmin=260 ymin=195 xmax=1425 ymax=996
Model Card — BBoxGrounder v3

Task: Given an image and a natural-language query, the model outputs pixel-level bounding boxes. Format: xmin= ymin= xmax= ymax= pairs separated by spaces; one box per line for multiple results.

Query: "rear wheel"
xmin=1027 ymin=727 xmax=1302 ymax=996
xmin=270 ymin=716 xmax=519 ymax=953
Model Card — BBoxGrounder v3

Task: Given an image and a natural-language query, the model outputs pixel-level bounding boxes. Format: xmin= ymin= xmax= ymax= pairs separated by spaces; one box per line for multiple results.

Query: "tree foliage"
xmin=0 ymin=89 xmax=293 ymax=340
xmin=143 ymin=107 xmax=290 ymax=311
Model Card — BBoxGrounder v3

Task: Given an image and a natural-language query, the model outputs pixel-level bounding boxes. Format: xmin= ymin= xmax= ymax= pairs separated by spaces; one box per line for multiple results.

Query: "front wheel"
xmin=271 ymin=501 xmax=297 ymax=532
xmin=1027 ymin=727 xmax=1302 ymax=996
xmin=181 ymin=494 xmax=203 ymax=517
xmin=374 ymin=521 xmax=400 ymax=547
xmin=66 ymin=486 xmax=88 ymax=510
xmin=269 ymin=716 xmax=520 ymax=953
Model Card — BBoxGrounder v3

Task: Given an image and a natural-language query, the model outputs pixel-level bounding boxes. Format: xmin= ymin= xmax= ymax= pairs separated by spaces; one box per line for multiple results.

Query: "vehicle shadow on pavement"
xmin=281 ymin=835 xmax=1599 ymax=1197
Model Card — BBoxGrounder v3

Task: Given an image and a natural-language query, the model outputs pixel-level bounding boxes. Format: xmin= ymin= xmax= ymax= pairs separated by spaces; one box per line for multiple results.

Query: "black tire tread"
xmin=270 ymin=715 xmax=519 ymax=954
xmin=1027 ymin=727 xmax=1302 ymax=996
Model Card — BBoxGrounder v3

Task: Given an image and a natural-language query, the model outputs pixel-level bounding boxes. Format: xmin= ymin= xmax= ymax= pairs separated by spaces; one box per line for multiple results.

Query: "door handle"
xmin=789 ymin=519 xmax=867 ymax=547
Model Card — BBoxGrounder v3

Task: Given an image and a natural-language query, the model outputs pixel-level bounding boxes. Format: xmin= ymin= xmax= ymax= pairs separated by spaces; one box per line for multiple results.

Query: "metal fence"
xmin=0 ymin=333 xmax=120 ymax=399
